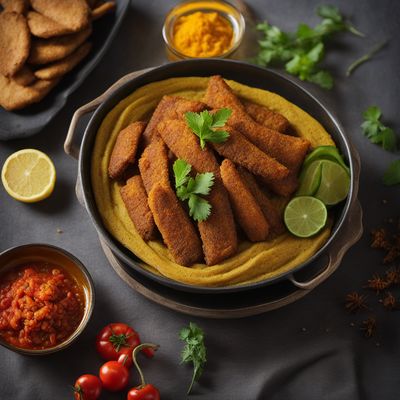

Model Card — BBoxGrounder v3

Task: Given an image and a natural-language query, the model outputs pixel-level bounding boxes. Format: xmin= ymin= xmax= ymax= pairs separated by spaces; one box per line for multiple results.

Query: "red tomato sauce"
xmin=0 ymin=263 xmax=85 ymax=350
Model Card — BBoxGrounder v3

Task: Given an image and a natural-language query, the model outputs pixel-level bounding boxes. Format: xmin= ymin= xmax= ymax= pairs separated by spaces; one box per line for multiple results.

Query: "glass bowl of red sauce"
xmin=0 ymin=244 xmax=95 ymax=355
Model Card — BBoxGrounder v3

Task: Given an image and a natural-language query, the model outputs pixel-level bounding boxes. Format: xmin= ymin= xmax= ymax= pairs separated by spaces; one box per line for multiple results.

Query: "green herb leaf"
xmin=383 ymin=160 xmax=400 ymax=186
xmin=255 ymin=5 xmax=363 ymax=88
xmin=179 ymin=323 xmax=207 ymax=395
xmin=185 ymin=109 xmax=231 ymax=149
xmin=361 ymin=106 xmax=397 ymax=151
xmin=173 ymin=159 xmax=215 ymax=222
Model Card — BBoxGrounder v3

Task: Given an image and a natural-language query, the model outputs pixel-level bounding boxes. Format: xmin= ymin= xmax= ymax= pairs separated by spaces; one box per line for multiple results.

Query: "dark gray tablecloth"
xmin=0 ymin=1 xmax=399 ymax=399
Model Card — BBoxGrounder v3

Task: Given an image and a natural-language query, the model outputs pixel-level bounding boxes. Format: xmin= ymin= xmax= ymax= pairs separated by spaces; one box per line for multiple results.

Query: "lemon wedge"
xmin=1 ymin=149 xmax=56 ymax=203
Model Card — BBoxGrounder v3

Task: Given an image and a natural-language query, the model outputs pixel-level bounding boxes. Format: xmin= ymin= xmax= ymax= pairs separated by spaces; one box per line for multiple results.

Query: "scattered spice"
xmin=385 ymin=267 xmax=400 ymax=285
xmin=381 ymin=292 xmax=398 ymax=311
xmin=371 ymin=226 xmax=400 ymax=264
xmin=345 ymin=292 xmax=368 ymax=313
xmin=365 ymin=274 xmax=388 ymax=293
xmin=173 ymin=11 xmax=233 ymax=58
xmin=360 ymin=317 xmax=377 ymax=338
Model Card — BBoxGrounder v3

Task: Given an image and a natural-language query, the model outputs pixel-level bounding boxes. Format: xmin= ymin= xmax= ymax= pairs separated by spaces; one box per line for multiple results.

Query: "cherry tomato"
xmin=118 ymin=348 xmax=133 ymax=369
xmin=73 ymin=374 xmax=102 ymax=400
xmin=99 ymin=361 xmax=129 ymax=392
xmin=96 ymin=323 xmax=140 ymax=361
xmin=127 ymin=384 xmax=160 ymax=400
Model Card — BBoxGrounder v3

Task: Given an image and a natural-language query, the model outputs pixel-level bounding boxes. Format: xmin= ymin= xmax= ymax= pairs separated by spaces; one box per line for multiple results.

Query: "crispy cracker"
xmin=27 ymin=11 xmax=74 ymax=38
xmin=0 ymin=74 xmax=58 ymax=111
xmin=92 ymin=1 xmax=116 ymax=21
xmin=0 ymin=12 xmax=31 ymax=76
xmin=34 ymin=42 xmax=91 ymax=80
xmin=30 ymin=0 xmax=90 ymax=32
xmin=12 ymin=66 xmax=36 ymax=86
xmin=28 ymin=27 xmax=92 ymax=65
xmin=0 ymin=0 xmax=28 ymax=14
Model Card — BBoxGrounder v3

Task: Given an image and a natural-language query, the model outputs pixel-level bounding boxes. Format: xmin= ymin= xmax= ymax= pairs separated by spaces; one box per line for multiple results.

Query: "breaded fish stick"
xmin=148 ymin=183 xmax=203 ymax=267
xmin=212 ymin=125 xmax=289 ymax=184
xmin=138 ymin=138 xmax=170 ymax=194
xmin=238 ymin=167 xmax=286 ymax=236
xmin=242 ymin=100 xmax=291 ymax=134
xmin=203 ymin=76 xmax=310 ymax=171
xmin=221 ymin=160 xmax=269 ymax=242
xmin=157 ymin=119 xmax=237 ymax=265
xmin=120 ymin=175 xmax=157 ymax=241
xmin=143 ymin=95 xmax=207 ymax=145
xmin=108 ymin=121 xmax=146 ymax=180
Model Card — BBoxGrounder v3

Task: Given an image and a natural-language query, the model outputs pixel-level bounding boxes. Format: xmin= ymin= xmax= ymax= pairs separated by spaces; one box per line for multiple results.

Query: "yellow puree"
xmin=173 ymin=11 xmax=233 ymax=57
xmin=91 ymin=77 xmax=335 ymax=287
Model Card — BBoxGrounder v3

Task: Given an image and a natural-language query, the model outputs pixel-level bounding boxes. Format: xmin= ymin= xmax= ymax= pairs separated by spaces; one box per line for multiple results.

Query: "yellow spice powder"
xmin=173 ymin=11 xmax=234 ymax=58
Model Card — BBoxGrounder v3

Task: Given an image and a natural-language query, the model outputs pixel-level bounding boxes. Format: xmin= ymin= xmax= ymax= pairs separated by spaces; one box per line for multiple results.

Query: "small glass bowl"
xmin=0 ymin=244 xmax=95 ymax=355
xmin=162 ymin=0 xmax=245 ymax=61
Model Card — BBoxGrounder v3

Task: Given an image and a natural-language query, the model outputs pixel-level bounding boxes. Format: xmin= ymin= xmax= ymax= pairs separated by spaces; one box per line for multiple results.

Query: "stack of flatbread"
xmin=0 ymin=0 xmax=116 ymax=111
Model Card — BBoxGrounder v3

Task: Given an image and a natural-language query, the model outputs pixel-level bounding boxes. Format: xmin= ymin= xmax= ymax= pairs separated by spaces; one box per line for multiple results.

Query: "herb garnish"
xmin=173 ymin=159 xmax=215 ymax=222
xmin=185 ymin=108 xmax=231 ymax=149
xmin=179 ymin=322 xmax=207 ymax=395
xmin=383 ymin=160 xmax=400 ymax=186
xmin=255 ymin=5 xmax=363 ymax=89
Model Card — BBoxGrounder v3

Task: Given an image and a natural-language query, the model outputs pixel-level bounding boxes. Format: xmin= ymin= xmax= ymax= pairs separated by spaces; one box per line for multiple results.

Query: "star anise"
xmin=345 ymin=292 xmax=368 ymax=313
xmin=371 ymin=228 xmax=390 ymax=250
xmin=381 ymin=292 xmax=398 ymax=311
xmin=365 ymin=274 xmax=388 ymax=293
xmin=385 ymin=267 xmax=400 ymax=286
xmin=360 ymin=316 xmax=377 ymax=338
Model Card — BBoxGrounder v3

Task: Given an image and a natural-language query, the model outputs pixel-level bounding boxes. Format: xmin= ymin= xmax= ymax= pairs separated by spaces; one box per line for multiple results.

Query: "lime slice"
xmin=297 ymin=160 xmax=323 ymax=196
xmin=314 ymin=160 xmax=350 ymax=205
xmin=284 ymin=196 xmax=327 ymax=238
xmin=283 ymin=196 xmax=328 ymax=238
xmin=304 ymin=145 xmax=350 ymax=175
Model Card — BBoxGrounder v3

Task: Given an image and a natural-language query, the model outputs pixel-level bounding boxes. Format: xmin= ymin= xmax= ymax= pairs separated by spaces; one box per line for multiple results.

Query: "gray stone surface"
xmin=0 ymin=1 xmax=399 ymax=399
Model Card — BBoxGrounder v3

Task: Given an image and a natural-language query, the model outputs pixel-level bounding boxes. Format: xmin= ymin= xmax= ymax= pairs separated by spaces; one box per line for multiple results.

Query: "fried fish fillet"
xmin=143 ymin=95 xmax=207 ymax=145
xmin=28 ymin=27 xmax=91 ymax=65
xmin=0 ymin=73 xmax=58 ymax=110
xmin=27 ymin=11 xmax=74 ymax=38
xmin=108 ymin=121 xmax=146 ymax=180
xmin=92 ymin=1 xmax=116 ymax=21
xmin=12 ymin=66 xmax=36 ymax=86
xmin=211 ymin=125 xmax=289 ymax=184
xmin=34 ymin=42 xmax=92 ymax=80
xmin=203 ymin=76 xmax=310 ymax=172
xmin=0 ymin=0 xmax=28 ymax=14
xmin=120 ymin=175 xmax=157 ymax=241
xmin=30 ymin=0 xmax=90 ymax=32
xmin=0 ymin=12 xmax=31 ymax=77
xmin=242 ymin=100 xmax=291 ymax=134
xmin=221 ymin=159 xmax=269 ymax=242
xmin=157 ymin=119 xmax=237 ymax=265
xmin=238 ymin=167 xmax=286 ymax=236
xmin=138 ymin=138 xmax=170 ymax=195
xmin=148 ymin=183 xmax=203 ymax=267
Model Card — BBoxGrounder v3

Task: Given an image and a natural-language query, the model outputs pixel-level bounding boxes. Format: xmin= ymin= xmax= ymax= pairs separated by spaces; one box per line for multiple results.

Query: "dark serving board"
xmin=0 ymin=0 xmax=129 ymax=141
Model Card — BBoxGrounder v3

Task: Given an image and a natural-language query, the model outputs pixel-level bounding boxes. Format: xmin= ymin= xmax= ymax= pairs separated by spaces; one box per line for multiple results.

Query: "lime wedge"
xmin=304 ymin=146 xmax=350 ymax=175
xmin=284 ymin=196 xmax=328 ymax=238
xmin=314 ymin=160 xmax=350 ymax=205
xmin=297 ymin=160 xmax=323 ymax=196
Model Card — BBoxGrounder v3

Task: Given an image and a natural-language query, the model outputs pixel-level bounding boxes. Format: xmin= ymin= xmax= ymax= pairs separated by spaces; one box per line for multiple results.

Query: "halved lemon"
xmin=1 ymin=149 xmax=56 ymax=203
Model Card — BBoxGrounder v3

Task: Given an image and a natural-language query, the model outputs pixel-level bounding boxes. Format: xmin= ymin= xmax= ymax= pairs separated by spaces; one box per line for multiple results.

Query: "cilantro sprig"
xmin=185 ymin=108 xmax=232 ymax=149
xmin=255 ymin=5 xmax=363 ymax=89
xmin=179 ymin=322 xmax=207 ymax=395
xmin=173 ymin=159 xmax=215 ymax=222
xmin=361 ymin=106 xmax=397 ymax=151
xmin=383 ymin=160 xmax=400 ymax=186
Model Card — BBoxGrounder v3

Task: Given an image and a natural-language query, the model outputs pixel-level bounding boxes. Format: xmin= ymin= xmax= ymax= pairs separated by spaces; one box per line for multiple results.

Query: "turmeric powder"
xmin=173 ymin=11 xmax=233 ymax=58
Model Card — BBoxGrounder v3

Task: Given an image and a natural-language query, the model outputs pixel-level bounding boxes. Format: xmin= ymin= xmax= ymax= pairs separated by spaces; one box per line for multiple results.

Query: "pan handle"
xmin=289 ymin=144 xmax=362 ymax=291
xmin=64 ymin=67 xmax=154 ymax=160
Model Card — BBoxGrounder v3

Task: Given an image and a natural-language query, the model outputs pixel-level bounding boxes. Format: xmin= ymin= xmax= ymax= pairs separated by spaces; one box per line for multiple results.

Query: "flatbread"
xmin=34 ymin=42 xmax=92 ymax=80
xmin=0 ymin=0 xmax=28 ymax=14
xmin=0 ymin=12 xmax=31 ymax=76
xmin=30 ymin=0 xmax=90 ymax=32
xmin=27 ymin=11 xmax=73 ymax=38
xmin=28 ymin=27 xmax=92 ymax=65
xmin=0 ymin=74 xmax=58 ymax=111
xmin=92 ymin=1 xmax=116 ymax=21
xmin=12 ymin=66 xmax=36 ymax=86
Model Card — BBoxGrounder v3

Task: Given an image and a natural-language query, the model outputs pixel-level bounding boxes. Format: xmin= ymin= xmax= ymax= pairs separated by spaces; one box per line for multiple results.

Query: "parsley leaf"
xmin=179 ymin=322 xmax=207 ymax=395
xmin=255 ymin=5 xmax=363 ymax=89
xmin=361 ymin=106 xmax=397 ymax=151
xmin=173 ymin=159 xmax=215 ymax=222
xmin=185 ymin=109 xmax=231 ymax=149
xmin=383 ymin=160 xmax=400 ymax=186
